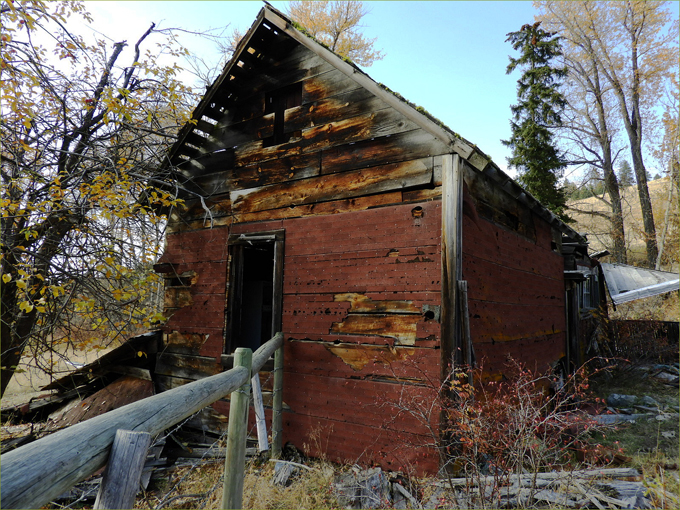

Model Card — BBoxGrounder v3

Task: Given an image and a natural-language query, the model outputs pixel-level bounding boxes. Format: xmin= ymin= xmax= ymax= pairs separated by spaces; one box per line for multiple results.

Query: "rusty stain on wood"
xmin=334 ymin=293 xmax=420 ymax=314
xmin=165 ymin=331 xmax=208 ymax=351
xmin=233 ymin=192 xmax=403 ymax=223
xmin=231 ymin=158 xmax=432 ymax=213
xmin=331 ymin=314 xmax=421 ymax=345
xmin=164 ymin=287 xmax=193 ymax=308
xmin=324 ymin=343 xmax=416 ymax=371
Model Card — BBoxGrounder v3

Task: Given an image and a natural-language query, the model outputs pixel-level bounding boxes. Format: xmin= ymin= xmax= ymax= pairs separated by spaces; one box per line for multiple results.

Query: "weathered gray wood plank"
xmin=93 ymin=430 xmax=151 ymax=510
xmin=440 ymin=153 xmax=462 ymax=378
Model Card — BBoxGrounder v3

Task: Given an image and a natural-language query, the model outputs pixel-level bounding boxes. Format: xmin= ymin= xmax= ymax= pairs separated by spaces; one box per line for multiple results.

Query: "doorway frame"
xmin=224 ymin=230 xmax=284 ymax=355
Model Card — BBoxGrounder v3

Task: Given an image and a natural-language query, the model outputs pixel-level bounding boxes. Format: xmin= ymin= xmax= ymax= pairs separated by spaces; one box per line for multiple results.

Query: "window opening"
xmin=263 ymin=82 xmax=302 ymax=147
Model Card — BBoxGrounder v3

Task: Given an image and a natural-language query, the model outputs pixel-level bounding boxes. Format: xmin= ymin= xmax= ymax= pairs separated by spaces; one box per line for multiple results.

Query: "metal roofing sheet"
xmin=600 ymin=263 xmax=679 ymax=305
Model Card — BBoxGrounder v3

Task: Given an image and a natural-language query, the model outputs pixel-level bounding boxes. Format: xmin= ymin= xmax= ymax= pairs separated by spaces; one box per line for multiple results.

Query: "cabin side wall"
xmin=462 ymin=165 xmax=567 ymax=379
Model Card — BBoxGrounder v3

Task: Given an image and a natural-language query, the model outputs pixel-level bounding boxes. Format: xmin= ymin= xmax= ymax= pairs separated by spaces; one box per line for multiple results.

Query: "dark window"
xmin=262 ymin=82 xmax=302 ymax=147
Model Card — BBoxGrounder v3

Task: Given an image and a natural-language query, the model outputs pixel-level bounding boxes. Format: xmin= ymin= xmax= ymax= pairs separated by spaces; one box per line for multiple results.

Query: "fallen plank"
xmin=435 ymin=467 xmax=642 ymax=487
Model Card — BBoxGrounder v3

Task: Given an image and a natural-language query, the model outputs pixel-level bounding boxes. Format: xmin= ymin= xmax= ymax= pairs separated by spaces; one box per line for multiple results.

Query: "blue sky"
xmin=85 ymin=1 xmax=545 ymax=176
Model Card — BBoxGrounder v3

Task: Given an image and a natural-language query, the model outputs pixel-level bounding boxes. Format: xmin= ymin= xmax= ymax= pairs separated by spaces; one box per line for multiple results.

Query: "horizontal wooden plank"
xmin=281 ymin=372 xmax=437 ymax=436
xmin=232 ymin=191 xmax=404 ymax=224
xmin=330 ymin=314 xmax=423 ymax=346
xmin=283 ymin=87 xmax=385 ymax=133
xmin=284 ymin=339 xmax=439 ymax=380
xmin=282 ymin=411 xmax=439 ymax=476
xmin=232 ymin=105 xmax=419 ymax=169
xmin=303 ymin=68 xmax=364 ymax=104
xmin=402 ymin=188 xmax=442 ymax=202
xmin=321 ymin=129 xmax=449 ymax=174
xmin=155 ymin=352 xmax=222 ymax=380
xmin=191 ymin=152 xmax=321 ymax=196
xmin=333 ymin=293 xmax=420 ymax=314
xmin=231 ymin=157 xmax=433 ymax=214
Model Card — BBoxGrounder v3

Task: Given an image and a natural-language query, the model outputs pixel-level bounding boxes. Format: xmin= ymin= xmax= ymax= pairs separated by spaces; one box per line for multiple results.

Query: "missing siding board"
xmin=262 ymin=82 xmax=303 ymax=147
xmin=334 ymin=293 xmax=420 ymax=314
xmin=331 ymin=293 xmax=424 ymax=345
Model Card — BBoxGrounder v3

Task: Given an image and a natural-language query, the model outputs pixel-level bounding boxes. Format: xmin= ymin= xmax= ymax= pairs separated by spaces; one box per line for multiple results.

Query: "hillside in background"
xmin=567 ymin=177 xmax=678 ymax=272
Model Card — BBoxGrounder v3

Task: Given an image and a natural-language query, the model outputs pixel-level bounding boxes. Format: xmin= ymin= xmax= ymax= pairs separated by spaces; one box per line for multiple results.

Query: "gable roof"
xmin=167 ymin=2 xmax=585 ymax=244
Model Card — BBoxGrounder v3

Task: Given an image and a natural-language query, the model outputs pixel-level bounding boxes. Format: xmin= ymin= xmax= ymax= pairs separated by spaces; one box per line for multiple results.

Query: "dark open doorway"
xmin=225 ymin=231 xmax=283 ymax=354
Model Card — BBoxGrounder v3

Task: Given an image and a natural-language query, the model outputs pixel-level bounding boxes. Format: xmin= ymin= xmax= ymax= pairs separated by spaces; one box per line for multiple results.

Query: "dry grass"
xmin=138 ymin=458 xmax=340 ymax=510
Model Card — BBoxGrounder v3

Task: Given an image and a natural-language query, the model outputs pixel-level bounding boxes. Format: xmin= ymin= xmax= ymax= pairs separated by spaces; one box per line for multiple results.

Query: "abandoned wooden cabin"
xmin=153 ymin=4 xmax=599 ymax=474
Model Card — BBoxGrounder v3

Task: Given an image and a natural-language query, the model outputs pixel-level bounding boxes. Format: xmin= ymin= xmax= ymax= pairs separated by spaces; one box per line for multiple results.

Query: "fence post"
xmin=222 ymin=348 xmax=252 ymax=510
xmin=93 ymin=429 xmax=151 ymax=509
xmin=271 ymin=344 xmax=284 ymax=458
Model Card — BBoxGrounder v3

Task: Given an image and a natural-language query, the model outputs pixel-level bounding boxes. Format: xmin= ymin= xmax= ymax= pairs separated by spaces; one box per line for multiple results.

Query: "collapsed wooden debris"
xmin=331 ymin=466 xmax=662 ymax=510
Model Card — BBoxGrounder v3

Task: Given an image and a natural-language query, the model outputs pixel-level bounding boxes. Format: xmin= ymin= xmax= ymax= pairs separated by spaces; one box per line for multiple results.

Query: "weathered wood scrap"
xmin=93 ymin=430 xmax=151 ymax=510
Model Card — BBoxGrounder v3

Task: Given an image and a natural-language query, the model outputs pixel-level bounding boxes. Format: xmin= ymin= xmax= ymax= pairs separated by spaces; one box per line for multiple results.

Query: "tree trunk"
xmin=655 ymin=160 xmax=678 ymax=270
xmin=602 ymin=165 xmax=627 ymax=264
xmin=629 ymin=134 xmax=658 ymax=267
xmin=623 ymin=5 xmax=658 ymax=267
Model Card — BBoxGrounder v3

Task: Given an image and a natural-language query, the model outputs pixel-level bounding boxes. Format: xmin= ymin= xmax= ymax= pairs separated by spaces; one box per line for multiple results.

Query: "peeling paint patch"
xmin=334 ymin=293 xmax=420 ymax=314
xmin=332 ymin=293 xmax=423 ymax=344
xmin=166 ymin=331 xmax=208 ymax=350
xmin=331 ymin=314 xmax=421 ymax=345
xmin=325 ymin=343 xmax=416 ymax=371
xmin=164 ymin=287 xmax=193 ymax=308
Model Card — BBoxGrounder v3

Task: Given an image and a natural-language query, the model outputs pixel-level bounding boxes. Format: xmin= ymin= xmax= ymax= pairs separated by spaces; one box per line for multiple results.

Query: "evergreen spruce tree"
xmin=503 ymin=22 xmax=570 ymax=221
xmin=617 ymin=161 xmax=635 ymax=188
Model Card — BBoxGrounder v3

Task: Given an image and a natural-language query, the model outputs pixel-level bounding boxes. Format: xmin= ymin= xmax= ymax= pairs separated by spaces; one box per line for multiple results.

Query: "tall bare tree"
xmin=536 ymin=0 xmax=678 ymax=267
xmin=654 ymin=74 xmax=680 ymax=269
xmin=286 ymin=0 xmax=384 ymax=67
xmin=536 ymin=2 xmax=628 ymax=262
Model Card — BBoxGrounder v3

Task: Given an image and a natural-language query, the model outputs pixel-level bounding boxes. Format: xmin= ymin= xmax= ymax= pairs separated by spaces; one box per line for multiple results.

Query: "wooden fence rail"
xmin=0 ymin=332 xmax=283 ymax=510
